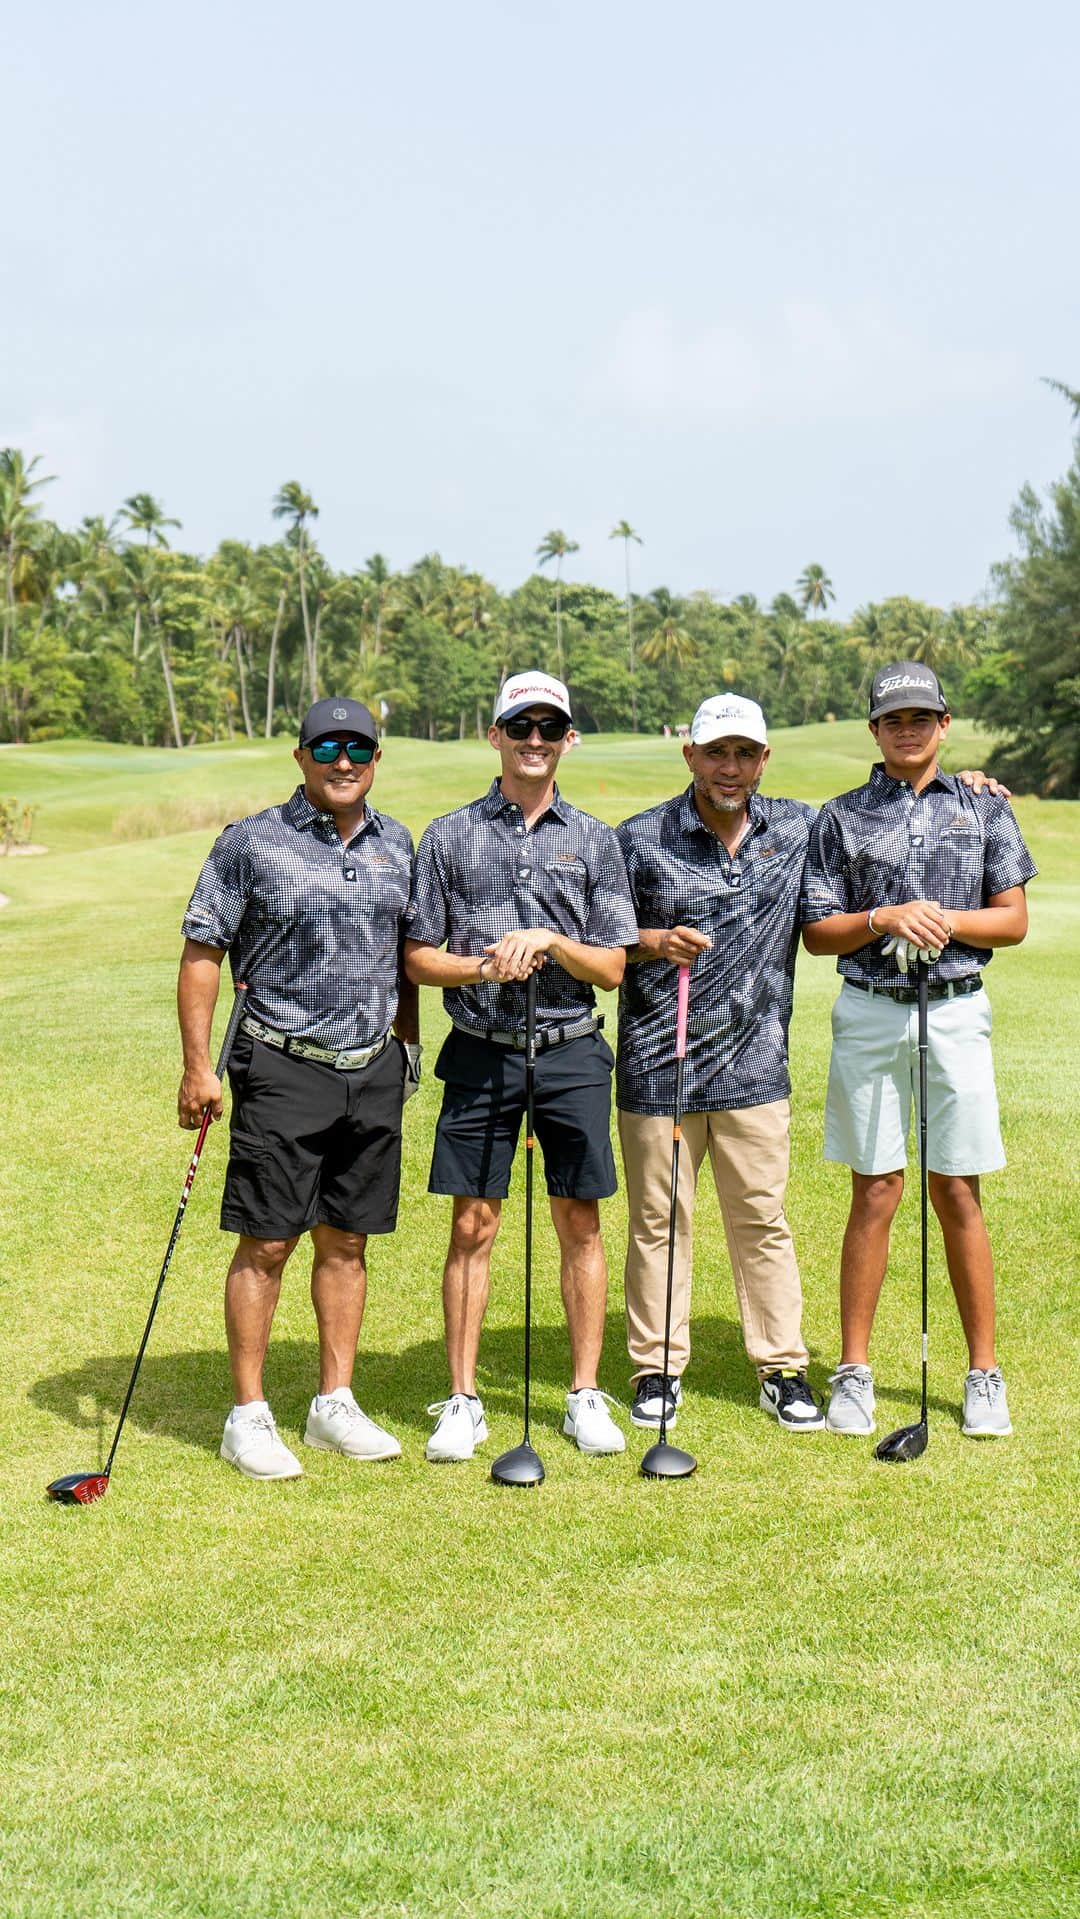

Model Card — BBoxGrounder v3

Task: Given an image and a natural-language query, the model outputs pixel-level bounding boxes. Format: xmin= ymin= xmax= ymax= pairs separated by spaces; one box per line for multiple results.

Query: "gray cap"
xmin=869 ymin=662 xmax=948 ymax=721
xmin=298 ymin=697 xmax=378 ymax=747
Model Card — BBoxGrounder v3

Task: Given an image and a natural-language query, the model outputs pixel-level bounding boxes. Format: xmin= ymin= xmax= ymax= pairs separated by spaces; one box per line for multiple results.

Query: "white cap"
xmin=493 ymin=670 xmax=572 ymax=725
xmin=690 ymin=693 xmax=768 ymax=748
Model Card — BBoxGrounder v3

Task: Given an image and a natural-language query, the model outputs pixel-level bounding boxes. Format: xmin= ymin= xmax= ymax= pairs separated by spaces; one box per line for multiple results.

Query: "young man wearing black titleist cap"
xmin=802 ymin=662 xmax=1036 ymax=1439
xmin=178 ymin=697 xmax=419 ymax=1479
xmin=405 ymin=671 xmax=639 ymax=1463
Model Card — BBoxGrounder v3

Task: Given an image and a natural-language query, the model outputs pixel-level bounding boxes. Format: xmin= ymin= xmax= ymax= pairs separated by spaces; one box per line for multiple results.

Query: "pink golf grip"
xmin=676 ymin=963 xmax=690 ymax=1058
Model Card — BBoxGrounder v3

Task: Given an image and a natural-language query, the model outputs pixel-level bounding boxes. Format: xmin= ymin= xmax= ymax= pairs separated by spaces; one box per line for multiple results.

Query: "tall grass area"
xmin=1 ymin=726 xmax=1077 ymax=1919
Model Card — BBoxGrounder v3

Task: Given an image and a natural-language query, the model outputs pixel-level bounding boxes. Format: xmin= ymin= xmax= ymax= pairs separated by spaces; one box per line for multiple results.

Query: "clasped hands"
xmin=873 ymin=899 xmax=953 ymax=973
xmin=482 ymin=926 xmax=554 ymax=981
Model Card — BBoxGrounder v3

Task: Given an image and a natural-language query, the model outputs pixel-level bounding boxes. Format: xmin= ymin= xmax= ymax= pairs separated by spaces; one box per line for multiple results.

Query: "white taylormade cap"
xmin=690 ymin=694 xmax=768 ymax=748
xmin=493 ymin=671 xmax=573 ymax=725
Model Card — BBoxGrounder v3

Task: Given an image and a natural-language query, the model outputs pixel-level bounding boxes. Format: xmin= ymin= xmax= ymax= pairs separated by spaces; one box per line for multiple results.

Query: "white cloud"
xmin=597 ymin=301 xmax=1019 ymax=426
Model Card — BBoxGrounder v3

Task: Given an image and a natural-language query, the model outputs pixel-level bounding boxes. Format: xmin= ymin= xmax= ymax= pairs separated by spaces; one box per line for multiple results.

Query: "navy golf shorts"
xmin=222 ymin=1031 xmax=405 ymax=1238
xmin=428 ymin=1027 xmax=618 ymax=1201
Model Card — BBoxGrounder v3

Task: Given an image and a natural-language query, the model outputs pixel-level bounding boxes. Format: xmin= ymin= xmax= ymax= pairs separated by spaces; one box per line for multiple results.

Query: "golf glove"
xmin=402 ymin=1041 xmax=423 ymax=1103
xmin=881 ymin=935 xmax=942 ymax=974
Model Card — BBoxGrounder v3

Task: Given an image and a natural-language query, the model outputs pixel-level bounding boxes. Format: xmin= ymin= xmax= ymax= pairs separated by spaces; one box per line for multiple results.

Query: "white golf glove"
xmin=881 ymin=936 xmax=942 ymax=974
xmin=402 ymin=1041 xmax=422 ymax=1103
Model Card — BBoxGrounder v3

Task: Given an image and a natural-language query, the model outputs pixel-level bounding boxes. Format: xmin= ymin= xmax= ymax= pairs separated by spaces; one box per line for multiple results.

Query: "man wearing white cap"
xmin=406 ymin=671 xmax=639 ymax=1463
xmin=615 ymin=694 xmax=826 ymax=1432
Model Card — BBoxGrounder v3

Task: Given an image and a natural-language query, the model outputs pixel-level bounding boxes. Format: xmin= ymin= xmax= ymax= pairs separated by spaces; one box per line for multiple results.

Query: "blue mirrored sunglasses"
xmin=308 ymin=737 xmax=376 ymax=764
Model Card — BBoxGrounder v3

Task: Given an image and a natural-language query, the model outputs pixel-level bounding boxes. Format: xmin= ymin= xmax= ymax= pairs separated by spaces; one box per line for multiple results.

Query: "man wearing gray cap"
xmin=616 ymin=694 xmax=826 ymax=1434
xmin=802 ymin=663 xmax=1035 ymax=1439
xmin=177 ymin=697 xmax=419 ymax=1480
xmin=405 ymin=670 xmax=639 ymax=1464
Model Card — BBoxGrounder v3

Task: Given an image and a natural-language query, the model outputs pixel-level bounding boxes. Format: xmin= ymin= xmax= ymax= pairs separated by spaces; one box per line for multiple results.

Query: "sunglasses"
xmin=502 ymin=714 xmax=571 ymax=742
xmin=308 ymin=737 xmax=376 ymax=764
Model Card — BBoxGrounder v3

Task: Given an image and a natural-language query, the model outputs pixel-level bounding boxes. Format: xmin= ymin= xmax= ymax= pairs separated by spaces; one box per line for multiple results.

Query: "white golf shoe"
xmin=426 ymin=1394 xmax=488 ymax=1461
xmin=304 ymin=1388 xmax=401 ymax=1460
xmin=220 ymin=1403 xmax=303 ymax=1480
xmin=825 ymin=1365 xmax=876 ymax=1435
xmin=962 ymin=1368 xmax=1012 ymax=1437
xmin=564 ymin=1388 xmax=626 ymax=1455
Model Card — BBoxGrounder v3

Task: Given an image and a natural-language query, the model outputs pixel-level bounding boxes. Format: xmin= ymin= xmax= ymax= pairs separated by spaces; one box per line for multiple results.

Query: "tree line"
xmin=1 ymin=386 xmax=1077 ymax=794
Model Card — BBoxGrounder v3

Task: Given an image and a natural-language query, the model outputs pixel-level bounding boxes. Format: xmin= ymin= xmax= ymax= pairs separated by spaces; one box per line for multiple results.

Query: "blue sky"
xmin=5 ymin=0 xmax=1078 ymax=615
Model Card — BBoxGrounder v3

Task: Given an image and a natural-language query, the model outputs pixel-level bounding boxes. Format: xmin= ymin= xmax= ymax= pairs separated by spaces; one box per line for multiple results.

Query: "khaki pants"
xmin=618 ymin=1100 xmax=808 ymax=1381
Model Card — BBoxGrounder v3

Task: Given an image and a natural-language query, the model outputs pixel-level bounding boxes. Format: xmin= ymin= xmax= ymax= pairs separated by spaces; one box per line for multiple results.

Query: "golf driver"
xmin=875 ymin=957 xmax=930 ymax=1463
xmin=491 ymin=971 xmax=545 ymax=1488
xmin=47 ymin=982 xmax=249 ymax=1505
xmin=641 ymin=962 xmax=697 ymax=1480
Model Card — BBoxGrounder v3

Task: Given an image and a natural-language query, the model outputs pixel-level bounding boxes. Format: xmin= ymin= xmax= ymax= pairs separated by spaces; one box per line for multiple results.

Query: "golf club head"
xmin=490 ymin=1441 xmax=545 ymax=1488
xmin=640 ymin=1440 xmax=697 ymax=1480
xmin=46 ymin=1471 xmax=111 ymax=1505
xmin=874 ymin=1421 xmax=928 ymax=1463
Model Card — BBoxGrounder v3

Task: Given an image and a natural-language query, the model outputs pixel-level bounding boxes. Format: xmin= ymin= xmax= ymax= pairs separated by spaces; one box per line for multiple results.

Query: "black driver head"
xmin=874 ymin=1421 xmax=928 ymax=1463
xmin=640 ymin=1439 xmax=697 ymax=1480
xmin=46 ymin=1471 xmax=111 ymax=1506
xmin=490 ymin=1442 xmax=545 ymax=1488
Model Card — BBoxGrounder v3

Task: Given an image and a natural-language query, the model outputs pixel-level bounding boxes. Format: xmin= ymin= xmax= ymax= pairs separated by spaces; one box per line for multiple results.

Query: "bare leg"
xmin=224 ymin=1234 xmax=298 ymax=1402
xmin=550 ymin=1196 xmax=607 ymax=1390
xmin=309 ymin=1224 xmax=369 ymax=1393
xmin=443 ymin=1197 xmax=502 ymax=1395
xmin=838 ymin=1172 xmax=905 ymax=1365
xmin=928 ymin=1173 xmax=997 ymax=1369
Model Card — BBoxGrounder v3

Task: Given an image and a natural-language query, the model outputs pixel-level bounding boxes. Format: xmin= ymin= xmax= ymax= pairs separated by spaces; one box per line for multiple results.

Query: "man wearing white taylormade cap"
xmin=615 ymin=693 xmax=826 ymax=1432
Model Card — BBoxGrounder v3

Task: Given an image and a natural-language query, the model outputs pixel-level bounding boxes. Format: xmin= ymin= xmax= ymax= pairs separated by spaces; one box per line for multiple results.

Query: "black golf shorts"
xmin=428 ymin=1027 xmax=618 ymax=1200
xmin=221 ymin=1032 xmax=405 ymax=1238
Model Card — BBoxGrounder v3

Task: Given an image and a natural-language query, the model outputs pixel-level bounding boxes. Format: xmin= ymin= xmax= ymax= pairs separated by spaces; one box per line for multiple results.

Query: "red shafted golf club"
xmin=46 ymin=984 xmax=249 ymax=1506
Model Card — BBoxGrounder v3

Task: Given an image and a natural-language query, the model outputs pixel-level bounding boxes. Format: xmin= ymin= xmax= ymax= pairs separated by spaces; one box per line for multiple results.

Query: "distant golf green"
xmin=1 ymin=726 xmax=1077 ymax=1919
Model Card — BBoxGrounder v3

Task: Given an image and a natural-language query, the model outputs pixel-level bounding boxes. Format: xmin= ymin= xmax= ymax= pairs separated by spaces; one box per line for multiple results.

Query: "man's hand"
xmin=957 ymin=769 xmax=1012 ymax=798
xmin=872 ymin=900 xmax=952 ymax=949
xmin=484 ymin=927 xmax=552 ymax=979
xmin=660 ymin=925 xmax=713 ymax=966
xmin=882 ymin=935 xmax=942 ymax=974
xmin=177 ymin=1066 xmax=223 ymax=1130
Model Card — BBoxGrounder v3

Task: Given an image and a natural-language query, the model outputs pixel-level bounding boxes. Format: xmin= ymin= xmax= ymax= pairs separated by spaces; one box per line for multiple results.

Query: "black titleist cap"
xmin=298 ymin=697 xmax=378 ymax=748
xmin=869 ymin=662 xmax=948 ymax=722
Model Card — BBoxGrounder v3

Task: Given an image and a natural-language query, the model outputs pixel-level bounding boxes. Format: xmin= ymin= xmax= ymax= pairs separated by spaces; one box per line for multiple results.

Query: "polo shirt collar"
xmin=482 ymin=777 xmax=569 ymax=824
xmin=284 ymin=785 xmax=383 ymax=834
xmin=868 ymin=762 xmax=956 ymax=798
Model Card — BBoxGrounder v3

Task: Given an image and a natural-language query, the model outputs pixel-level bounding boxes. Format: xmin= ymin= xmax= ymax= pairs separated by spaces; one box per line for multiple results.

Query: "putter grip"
xmin=676 ymin=964 xmax=690 ymax=1059
xmin=213 ymin=982 xmax=248 ymax=1080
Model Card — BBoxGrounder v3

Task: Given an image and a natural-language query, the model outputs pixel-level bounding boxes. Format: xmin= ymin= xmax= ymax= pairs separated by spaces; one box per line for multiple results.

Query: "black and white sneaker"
xmin=630 ymin=1374 xmax=682 ymax=1429
xmin=759 ymin=1370 xmax=825 ymax=1431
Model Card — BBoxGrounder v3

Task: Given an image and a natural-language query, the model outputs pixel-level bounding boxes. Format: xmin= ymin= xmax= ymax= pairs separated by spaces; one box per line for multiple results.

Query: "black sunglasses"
xmin=308 ymin=737 xmax=376 ymax=764
xmin=502 ymin=714 xmax=571 ymax=742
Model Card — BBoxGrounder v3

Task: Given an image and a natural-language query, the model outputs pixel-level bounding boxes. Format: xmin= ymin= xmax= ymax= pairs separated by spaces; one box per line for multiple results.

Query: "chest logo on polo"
xmin=368 ymin=851 xmax=396 ymax=866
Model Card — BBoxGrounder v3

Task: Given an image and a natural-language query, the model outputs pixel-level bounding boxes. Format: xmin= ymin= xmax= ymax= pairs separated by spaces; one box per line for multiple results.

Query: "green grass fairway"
xmin=1 ymin=725 xmax=1077 ymax=1919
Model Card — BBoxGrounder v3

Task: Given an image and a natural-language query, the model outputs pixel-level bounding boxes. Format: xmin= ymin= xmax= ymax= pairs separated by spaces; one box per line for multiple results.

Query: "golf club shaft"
xmin=658 ymin=965 xmax=691 ymax=1444
xmin=917 ymin=958 xmax=929 ymax=1427
xmin=103 ymin=983 xmax=248 ymax=1477
xmin=522 ymin=971 xmax=536 ymax=1444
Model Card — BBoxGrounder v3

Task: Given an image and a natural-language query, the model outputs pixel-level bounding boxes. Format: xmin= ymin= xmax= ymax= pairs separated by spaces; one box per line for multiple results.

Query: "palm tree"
xmin=535 ymin=528 xmax=579 ymax=680
xmin=120 ymin=493 xmax=180 ymax=549
xmin=0 ymin=450 xmax=55 ymax=727
xmin=271 ymin=481 xmax=320 ymax=701
xmin=363 ymin=553 xmax=394 ymax=657
xmin=638 ymin=615 xmax=698 ymax=670
xmin=609 ymin=520 xmax=642 ymax=730
xmin=797 ymin=563 xmax=836 ymax=617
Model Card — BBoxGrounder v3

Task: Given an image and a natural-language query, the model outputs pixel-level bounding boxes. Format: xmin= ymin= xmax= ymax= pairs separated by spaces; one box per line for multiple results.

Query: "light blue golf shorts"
xmin=824 ymin=982 xmax=1006 ymax=1177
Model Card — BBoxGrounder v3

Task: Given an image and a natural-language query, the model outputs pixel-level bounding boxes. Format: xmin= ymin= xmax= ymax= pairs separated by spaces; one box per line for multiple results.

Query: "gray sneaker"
xmin=825 ymin=1365 xmax=876 ymax=1435
xmin=962 ymin=1368 xmax=1012 ymax=1437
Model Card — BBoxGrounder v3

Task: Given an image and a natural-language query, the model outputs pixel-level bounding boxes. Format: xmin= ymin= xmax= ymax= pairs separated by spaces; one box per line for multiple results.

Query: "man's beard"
xmin=695 ymin=773 xmax=762 ymax=815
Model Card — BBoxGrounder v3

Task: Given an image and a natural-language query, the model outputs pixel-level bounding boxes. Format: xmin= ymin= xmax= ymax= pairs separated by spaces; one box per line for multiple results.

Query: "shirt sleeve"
xmin=585 ymin=826 xmax=640 ymax=948
xmin=982 ymin=799 xmax=1038 ymax=897
xmin=615 ymin=821 xmax=644 ymax=921
xmin=180 ymin=823 xmax=253 ymax=948
xmin=800 ymin=806 xmax=850 ymax=922
xmin=406 ymin=823 xmax=451 ymax=947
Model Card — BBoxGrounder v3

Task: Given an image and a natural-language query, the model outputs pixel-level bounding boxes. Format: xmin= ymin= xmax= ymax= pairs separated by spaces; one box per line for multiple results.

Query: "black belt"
xmin=453 ymin=1013 xmax=603 ymax=1052
xmin=844 ymin=976 xmax=983 ymax=1006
